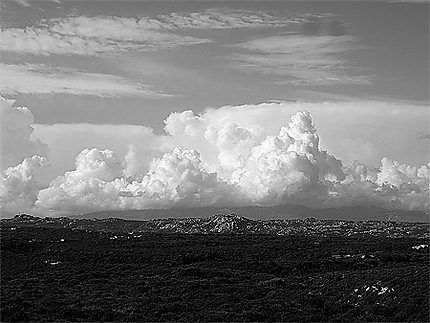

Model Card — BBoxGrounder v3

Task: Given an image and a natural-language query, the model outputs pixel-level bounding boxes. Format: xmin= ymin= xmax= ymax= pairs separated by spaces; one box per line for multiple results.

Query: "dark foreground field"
xmin=1 ymin=227 xmax=429 ymax=322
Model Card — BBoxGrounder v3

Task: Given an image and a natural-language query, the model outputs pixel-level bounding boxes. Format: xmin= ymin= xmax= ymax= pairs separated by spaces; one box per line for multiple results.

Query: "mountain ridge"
xmin=75 ymin=205 xmax=429 ymax=223
xmin=2 ymin=212 xmax=429 ymax=238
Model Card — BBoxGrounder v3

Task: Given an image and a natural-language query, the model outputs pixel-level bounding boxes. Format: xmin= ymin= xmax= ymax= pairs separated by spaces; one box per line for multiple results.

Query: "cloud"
xmin=29 ymin=98 xmax=428 ymax=177
xmin=2 ymin=99 xmax=429 ymax=215
xmin=35 ymin=149 xmax=128 ymax=212
xmin=0 ymin=16 xmax=210 ymax=56
xmin=34 ymin=108 xmax=428 ymax=214
xmin=123 ymin=147 xmax=239 ymax=209
xmin=299 ymin=15 xmax=346 ymax=36
xmin=34 ymin=111 xmax=346 ymax=212
xmin=6 ymin=0 xmax=61 ymax=7
xmin=390 ymin=0 xmax=429 ymax=4
xmin=148 ymin=8 xmax=296 ymax=30
xmin=231 ymin=33 xmax=369 ymax=85
xmin=32 ymin=123 xmax=165 ymax=176
xmin=0 ymin=155 xmax=50 ymax=214
xmin=227 ymin=111 xmax=345 ymax=205
xmin=0 ymin=63 xmax=171 ymax=98
xmin=11 ymin=0 xmax=32 ymax=7
xmin=0 ymin=95 xmax=48 ymax=170
xmin=332 ymin=159 xmax=430 ymax=211
xmin=0 ymin=10 xmax=337 ymax=56
xmin=161 ymin=100 xmax=428 ymax=167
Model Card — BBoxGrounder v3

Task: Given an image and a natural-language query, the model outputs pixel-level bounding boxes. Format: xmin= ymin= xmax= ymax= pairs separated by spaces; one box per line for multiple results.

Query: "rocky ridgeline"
xmin=1 ymin=213 xmax=429 ymax=238
xmin=138 ymin=213 xmax=263 ymax=234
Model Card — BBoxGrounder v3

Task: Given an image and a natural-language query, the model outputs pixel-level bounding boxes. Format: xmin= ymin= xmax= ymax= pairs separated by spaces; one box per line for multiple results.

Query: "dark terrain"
xmin=1 ymin=214 xmax=429 ymax=322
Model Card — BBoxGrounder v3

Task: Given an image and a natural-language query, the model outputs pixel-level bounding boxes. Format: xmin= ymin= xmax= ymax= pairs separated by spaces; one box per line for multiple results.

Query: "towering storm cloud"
xmin=1 ymin=99 xmax=428 ymax=216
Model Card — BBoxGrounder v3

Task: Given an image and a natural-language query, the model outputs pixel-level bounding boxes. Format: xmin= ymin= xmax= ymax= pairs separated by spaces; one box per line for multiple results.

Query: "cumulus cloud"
xmin=35 ymin=112 xmax=346 ymax=212
xmin=0 ymin=63 xmax=171 ymax=98
xmin=1 ymin=99 xmax=429 ymax=215
xmin=34 ymin=108 xmax=429 ymax=214
xmin=329 ymin=159 xmax=430 ymax=211
xmin=35 ymin=147 xmax=239 ymax=212
xmin=167 ymin=100 xmax=427 ymax=167
xmin=32 ymin=123 xmax=164 ymax=177
xmin=0 ymin=95 xmax=48 ymax=169
xmin=228 ymin=111 xmax=345 ymax=205
xmin=35 ymin=149 xmax=127 ymax=212
xmin=231 ymin=34 xmax=369 ymax=85
xmin=0 ymin=155 xmax=50 ymax=214
xmin=124 ymin=147 xmax=239 ymax=208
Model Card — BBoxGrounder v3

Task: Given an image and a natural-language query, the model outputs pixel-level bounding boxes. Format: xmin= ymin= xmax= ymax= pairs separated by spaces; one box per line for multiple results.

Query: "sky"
xmin=0 ymin=0 xmax=429 ymax=218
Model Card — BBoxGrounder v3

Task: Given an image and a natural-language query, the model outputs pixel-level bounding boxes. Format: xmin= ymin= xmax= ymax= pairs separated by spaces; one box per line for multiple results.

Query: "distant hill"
xmin=3 ymin=211 xmax=429 ymax=238
xmin=77 ymin=205 xmax=429 ymax=223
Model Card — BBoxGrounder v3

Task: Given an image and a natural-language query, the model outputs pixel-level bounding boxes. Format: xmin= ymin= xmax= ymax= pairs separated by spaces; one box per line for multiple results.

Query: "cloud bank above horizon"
xmin=1 ymin=96 xmax=428 ymax=216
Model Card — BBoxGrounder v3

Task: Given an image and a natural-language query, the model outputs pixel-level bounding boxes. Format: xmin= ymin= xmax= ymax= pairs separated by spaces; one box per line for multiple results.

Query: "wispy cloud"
xmin=390 ymin=0 xmax=429 ymax=4
xmin=147 ymin=8 xmax=296 ymax=30
xmin=0 ymin=16 xmax=210 ymax=56
xmin=0 ymin=9 xmax=335 ymax=56
xmin=11 ymin=0 xmax=32 ymax=7
xmin=230 ymin=33 xmax=370 ymax=85
xmin=0 ymin=63 xmax=171 ymax=98
xmin=8 ymin=0 xmax=61 ymax=6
